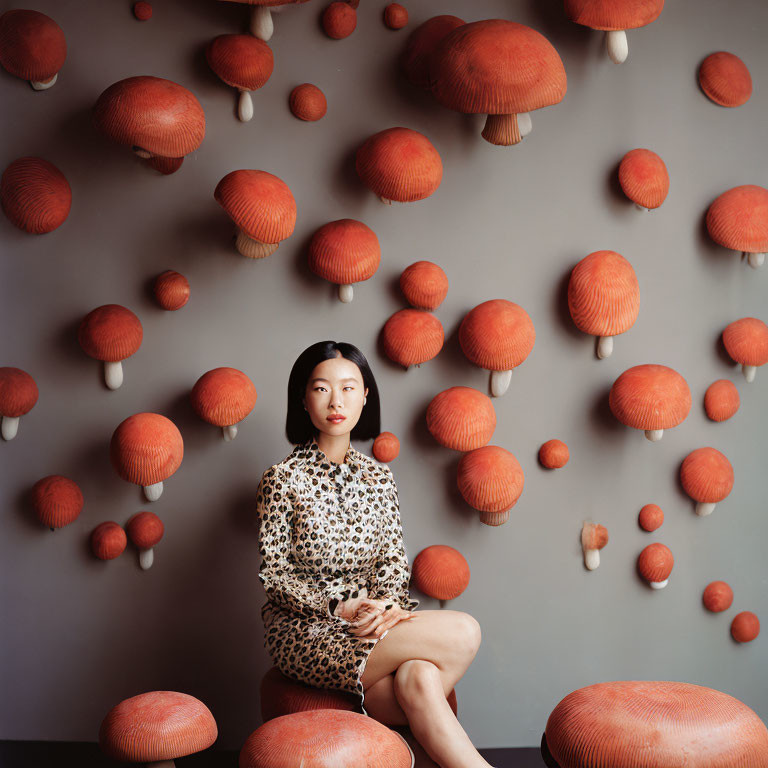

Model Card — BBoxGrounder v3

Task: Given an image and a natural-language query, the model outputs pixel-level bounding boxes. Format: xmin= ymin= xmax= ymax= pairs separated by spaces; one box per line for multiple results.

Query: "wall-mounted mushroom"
xmin=0 ymin=9 xmax=66 ymax=90
xmin=412 ymin=545 xmax=470 ymax=608
xmin=206 ymin=34 xmax=274 ymax=122
xmin=0 ymin=367 xmax=38 ymax=441
xmin=704 ymin=379 xmax=739 ymax=422
xmin=706 ymin=185 xmax=768 ymax=269
xmin=699 ymin=52 xmax=752 ymax=108
xmin=289 ymin=83 xmax=326 ymax=121
xmin=638 ymin=503 xmax=663 ymax=532
xmin=539 ymin=439 xmax=569 ymax=469
xmin=110 ymin=412 xmax=184 ymax=501
xmin=722 ymin=317 xmax=768 ymax=381
xmin=307 ymin=218 xmax=380 ymax=302
xmin=190 ymin=367 xmax=257 ymax=441
xmin=133 ymin=2 xmax=153 ymax=21
xmin=618 ymin=149 xmax=669 ymax=211
xmin=322 ymin=2 xmax=356 ymax=38
xmin=356 ymin=127 xmax=442 ymax=204
xmin=731 ymin=611 xmax=760 ymax=643
xmin=93 ymin=76 xmax=205 ymax=174
xmin=459 ymin=299 xmax=535 ymax=397
xmin=399 ymin=261 xmax=448 ymax=310
xmin=426 ymin=386 xmax=496 ymax=451
xmin=90 ymin=522 xmax=127 ymax=560
xmin=1 ymin=157 xmax=71 ymax=234
xmin=581 ymin=522 xmax=608 ymax=570
xmin=126 ymin=511 xmax=164 ymax=570
xmin=703 ymin=581 xmax=733 ymax=612
xmin=680 ymin=447 xmax=734 ymax=516
xmin=457 ymin=445 xmax=524 ymax=526
xmin=219 ymin=0 xmax=311 ymax=41
xmin=637 ymin=542 xmax=674 ymax=589
xmin=214 ymin=169 xmax=297 ymax=259
xmin=78 ymin=305 xmax=143 ymax=390
xmin=31 ymin=475 xmax=83 ymax=531
xmin=382 ymin=309 xmax=444 ymax=369
xmin=154 ymin=270 xmax=190 ymax=311
xmin=400 ymin=14 xmax=464 ymax=89
xmin=383 ymin=3 xmax=408 ymax=30
xmin=372 ymin=431 xmax=399 ymax=463
xmin=564 ymin=0 xmax=664 ymax=64
xmin=568 ymin=250 xmax=639 ymax=359
xmin=429 ymin=19 xmax=566 ymax=145
xmin=609 ymin=364 xmax=691 ymax=441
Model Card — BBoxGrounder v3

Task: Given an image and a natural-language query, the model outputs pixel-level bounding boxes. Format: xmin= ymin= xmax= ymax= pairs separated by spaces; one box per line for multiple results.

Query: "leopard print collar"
xmin=292 ymin=436 xmax=366 ymax=480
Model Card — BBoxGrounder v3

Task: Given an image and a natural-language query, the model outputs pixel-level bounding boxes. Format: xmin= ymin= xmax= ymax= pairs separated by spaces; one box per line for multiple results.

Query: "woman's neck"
xmin=314 ymin=432 xmax=351 ymax=465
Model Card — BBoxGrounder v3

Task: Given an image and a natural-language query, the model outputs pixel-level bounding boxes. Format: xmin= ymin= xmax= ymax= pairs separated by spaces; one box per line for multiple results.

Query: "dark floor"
xmin=0 ymin=741 xmax=545 ymax=767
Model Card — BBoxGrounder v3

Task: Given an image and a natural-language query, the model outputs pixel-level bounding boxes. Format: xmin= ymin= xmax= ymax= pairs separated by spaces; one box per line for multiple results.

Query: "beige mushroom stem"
xmin=223 ymin=424 xmax=238 ymax=441
xmin=238 ymin=90 xmax=253 ymax=122
xmin=481 ymin=113 xmax=522 ymax=146
xmin=139 ymin=548 xmax=155 ymax=570
xmin=490 ymin=369 xmax=512 ymax=397
xmin=104 ymin=361 xmax=124 ymax=390
xmin=479 ymin=509 xmax=510 ymax=526
xmin=235 ymin=229 xmax=279 ymax=259
xmin=645 ymin=429 xmax=663 ymax=442
xmin=250 ymin=6 xmax=274 ymax=40
xmin=596 ymin=336 xmax=614 ymax=359
xmin=132 ymin=147 xmax=153 ymax=159
xmin=30 ymin=74 xmax=57 ymax=90
xmin=746 ymin=252 xmax=765 ymax=269
xmin=605 ymin=30 xmax=629 ymax=64
xmin=143 ymin=482 xmax=164 ymax=502
xmin=742 ymin=365 xmax=757 ymax=383
xmin=338 ymin=284 xmax=353 ymax=303
xmin=1 ymin=416 xmax=20 ymax=441
xmin=696 ymin=502 xmax=716 ymax=516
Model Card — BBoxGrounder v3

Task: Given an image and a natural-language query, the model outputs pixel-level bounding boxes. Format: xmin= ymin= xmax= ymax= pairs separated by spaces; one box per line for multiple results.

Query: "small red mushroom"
xmin=0 ymin=9 xmax=66 ymax=90
xmin=91 ymin=522 xmax=127 ymax=560
xmin=457 ymin=445 xmax=524 ymax=526
xmin=699 ymin=52 xmax=752 ymax=108
xmin=680 ymin=447 xmax=734 ymax=517
xmin=322 ymin=2 xmax=356 ymax=38
xmin=618 ymin=149 xmax=670 ymax=211
xmin=706 ymin=186 xmax=768 ymax=269
xmin=154 ymin=270 xmax=190 ymax=311
xmin=731 ymin=611 xmax=760 ymax=643
xmin=31 ymin=475 xmax=83 ymax=530
xmin=637 ymin=542 xmax=674 ymax=589
xmin=581 ymin=522 xmax=608 ymax=570
xmin=399 ymin=261 xmax=448 ymax=310
xmin=426 ymin=386 xmax=496 ymax=452
xmin=126 ymin=511 xmax=164 ymax=570
xmin=638 ymin=503 xmax=663 ymax=532
xmin=703 ymin=581 xmax=733 ymax=613
xmin=381 ymin=309 xmax=444 ymax=369
xmin=372 ymin=432 xmax=399 ymax=463
xmin=133 ymin=2 xmax=153 ymax=20
xmin=412 ymin=545 xmax=470 ymax=605
xmin=704 ymin=379 xmax=740 ymax=422
xmin=539 ymin=439 xmax=569 ymax=469
xmin=722 ymin=317 xmax=768 ymax=382
xmin=190 ymin=367 xmax=258 ymax=441
xmin=383 ymin=3 xmax=408 ymax=30
xmin=289 ymin=83 xmax=327 ymax=121
xmin=0 ymin=367 xmax=38 ymax=441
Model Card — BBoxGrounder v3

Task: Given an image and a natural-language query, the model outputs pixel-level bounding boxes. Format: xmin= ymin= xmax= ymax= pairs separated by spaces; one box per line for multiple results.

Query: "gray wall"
xmin=1 ymin=0 xmax=766 ymax=751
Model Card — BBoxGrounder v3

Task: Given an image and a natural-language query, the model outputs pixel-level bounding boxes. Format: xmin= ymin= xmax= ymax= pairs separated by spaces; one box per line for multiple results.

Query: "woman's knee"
xmin=393 ymin=659 xmax=442 ymax=703
xmin=454 ymin=612 xmax=482 ymax=658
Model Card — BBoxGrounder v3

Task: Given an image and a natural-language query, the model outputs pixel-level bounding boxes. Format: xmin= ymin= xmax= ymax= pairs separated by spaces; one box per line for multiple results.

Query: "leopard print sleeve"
xmin=369 ymin=467 xmax=420 ymax=612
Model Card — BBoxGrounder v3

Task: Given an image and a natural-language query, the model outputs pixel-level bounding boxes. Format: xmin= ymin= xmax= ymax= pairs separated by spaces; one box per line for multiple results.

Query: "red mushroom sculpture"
xmin=731 ymin=612 xmax=760 ymax=643
xmin=706 ymin=185 xmax=768 ymax=269
xmin=429 ymin=19 xmax=567 ymax=145
xmin=618 ymin=149 xmax=669 ymax=211
xmin=206 ymin=34 xmax=274 ymax=122
xmin=638 ymin=542 xmax=674 ymax=589
xmin=568 ymin=250 xmax=639 ymax=359
xmin=1 ymin=157 xmax=71 ymax=234
xmin=699 ymin=52 xmax=752 ymax=108
xmin=31 ymin=475 xmax=83 ymax=531
xmin=564 ymin=0 xmax=665 ymax=64
xmin=412 ymin=545 xmax=470 ymax=607
xmin=91 ymin=522 xmax=127 ymax=560
xmin=703 ymin=580 xmax=733 ymax=613
xmin=93 ymin=76 xmax=205 ymax=174
xmin=539 ymin=439 xmax=569 ymax=469
xmin=704 ymin=379 xmax=740 ymax=422
xmin=190 ymin=367 xmax=257 ymax=441
xmin=0 ymin=367 xmax=38 ymax=441
xmin=219 ymin=0 xmax=311 ymax=41
xmin=400 ymin=14 xmax=465 ymax=89
xmin=722 ymin=317 xmax=768 ymax=382
xmin=372 ymin=431 xmax=399 ymax=463
xmin=110 ymin=413 xmax=184 ymax=501
xmin=638 ymin=503 xmax=663 ymax=532
xmin=680 ymin=447 xmax=734 ymax=516
xmin=289 ymin=83 xmax=327 ymax=121
xmin=0 ymin=9 xmax=66 ymax=90
xmin=322 ymin=2 xmax=356 ymax=39
xmin=399 ymin=260 xmax=448 ymax=310
xmin=581 ymin=522 xmax=608 ymax=570
xmin=457 ymin=445 xmax=524 ymax=526
xmin=154 ymin=270 xmax=190 ymax=311
xmin=78 ymin=305 xmax=143 ymax=390
xmin=459 ymin=299 xmax=535 ymax=396
xmin=126 ymin=511 xmax=164 ymax=570
xmin=214 ymin=169 xmax=297 ymax=259
xmin=381 ymin=309 xmax=444 ymax=369
xmin=426 ymin=386 xmax=496 ymax=451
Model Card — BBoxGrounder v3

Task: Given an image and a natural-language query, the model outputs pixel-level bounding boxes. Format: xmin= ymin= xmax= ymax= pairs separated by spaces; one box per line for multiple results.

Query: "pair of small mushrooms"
xmin=91 ymin=511 xmax=164 ymax=570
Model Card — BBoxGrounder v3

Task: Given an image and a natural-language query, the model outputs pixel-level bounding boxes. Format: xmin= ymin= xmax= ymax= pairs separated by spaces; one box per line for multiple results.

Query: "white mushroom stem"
xmin=338 ymin=284 xmax=354 ymax=303
xmin=481 ymin=113 xmax=522 ymax=145
xmin=30 ymin=74 xmax=57 ymax=90
xmin=645 ymin=428 xmax=663 ymax=442
xmin=596 ymin=336 xmax=614 ymax=359
xmin=380 ymin=196 xmax=393 ymax=205
xmin=584 ymin=548 xmax=600 ymax=570
xmin=238 ymin=90 xmax=253 ymax=122
xmin=479 ymin=509 xmax=510 ymax=526
xmin=517 ymin=112 xmax=532 ymax=138
xmin=139 ymin=548 xmax=155 ymax=570
xmin=649 ymin=579 xmax=668 ymax=590
xmin=143 ymin=482 xmax=164 ymax=502
xmin=605 ymin=29 xmax=628 ymax=64
xmin=696 ymin=502 xmax=716 ymax=516
xmin=635 ymin=203 xmax=649 ymax=212
xmin=235 ymin=229 xmax=279 ymax=259
xmin=1 ymin=416 xmax=20 ymax=441
xmin=132 ymin=147 xmax=152 ymax=159
xmin=742 ymin=364 xmax=757 ymax=383
xmin=223 ymin=424 xmax=238 ymax=441
xmin=250 ymin=5 xmax=274 ymax=40
xmin=746 ymin=252 xmax=765 ymax=268
xmin=104 ymin=361 xmax=124 ymax=390
xmin=490 ymin=369 xmax=512 ymax=397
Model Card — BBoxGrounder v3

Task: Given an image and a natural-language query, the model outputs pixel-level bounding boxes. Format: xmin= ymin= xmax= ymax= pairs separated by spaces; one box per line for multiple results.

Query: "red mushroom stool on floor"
xmin=541 ymin=681 xmax=768 ymax=768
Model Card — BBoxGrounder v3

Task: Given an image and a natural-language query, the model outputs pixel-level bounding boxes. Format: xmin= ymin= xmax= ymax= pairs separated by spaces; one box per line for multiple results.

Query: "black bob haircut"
xmin=286 ymin=341 xmax=381 ymax=445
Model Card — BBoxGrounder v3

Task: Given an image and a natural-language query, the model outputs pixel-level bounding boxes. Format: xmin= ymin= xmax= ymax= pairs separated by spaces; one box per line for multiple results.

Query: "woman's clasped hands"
xmin=333 ymin=586 xmax=416 ymax=639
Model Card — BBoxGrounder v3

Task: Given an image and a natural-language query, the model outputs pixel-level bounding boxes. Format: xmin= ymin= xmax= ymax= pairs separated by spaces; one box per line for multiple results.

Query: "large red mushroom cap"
xmin=703 ymin=580 xmax=733 ymax=613
xmin=723 ymin=317 xmax=768 ymax=381
xmin=609 ymin=364 xmax=692 ymax=441
xmin=731 ymin=612 xmax=760 ymax=643
xmin=372 ymin=431 xmax=400 ymax=463
xmin=581 ymin=522 xmax=609 ymax=570
xmin=429 ymin=19 xmax=566 ymax=145
xmin=214 ymin=169 xmax=297 ymax=258
xmin=706 ymin=185 xmax=768 ymax=269
xmin=568 ymin=250 xmax=639 ymax=358
xmin=704 ymin=379 xmax=740 ymax=422
xmin=356 ymin=127 xmax=443 ymax=204
xmin=412 ymin=545 xmax=470 ymax=601
xmin=680 ymin=447 xmax=734 ymax=516
xmin=400 ymin=15 xmax=465 ymax=89
xmin=618 ymin=149 xmax=669 ymax=210
xmin=31 ymin=475 xmax=83 ymax=530
xmin=699 ymin=52 xmax=752 ymax=108
xmin=381 ymin=309 xmax=444 ymax=369
xmin=289 ymin=83 xmax=327 ymax=121
xmin=126 ymin=511 xmax=164 ymax=569
xmin=190 ymin=367 xmax=257 ymax=441
xmin=0 ymin=367 xmax=38 ymax=441
xmin=91 ymin=522 xmax=127 ymax=560
xmin=637 ymin=542 xmax=674 ymax=588
xmin=399 ymin=260 xmax=448 ymax=310
xmin=93 ymin=76 xmax=205 ymax=166
xmin=0 ymin=9 xmax=66 ymax=88
xmin=1 ymin=157 xmax=71 ymax=234
xmin=457 ymin=445 xmax=524 ymax=526
xmin=426 ymin=386 xmax=496 ymax=451
xmin=100 ymin=691 xmax=217 ymax=762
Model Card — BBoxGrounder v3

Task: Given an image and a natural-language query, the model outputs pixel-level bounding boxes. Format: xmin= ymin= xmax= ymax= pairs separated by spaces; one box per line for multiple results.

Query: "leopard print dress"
xmin=256 ymin=436 xmax=420 ymax=717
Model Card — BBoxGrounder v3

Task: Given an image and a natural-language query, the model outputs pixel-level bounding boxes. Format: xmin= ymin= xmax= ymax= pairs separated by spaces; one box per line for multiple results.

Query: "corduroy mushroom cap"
xmin=0 ymin=367 xmax=39 ymax=417
xmin=126 ymin=511 xmax=165 ymax=549
xmin=637 ymin=542 xmax=674 ymax=583
xmin=289 ymin=83 xmax=327 ymax=121
xmin=582 ymin=522 xmax=608 ymax=550
xmin=154 ymin=270 xmax=190 ymax=311
xmin=91 ymin=521 xmax=127 ymax=560
xmin=426 ymin=386 xmax=496 ymax=451
xmin=400 ymin=260 xmax=448 ymax=310
xmin=731 ymin=612 xmax=761 ymax=643
xmin=93 ymin=76 xmax=205 ymax=158
xmin=703 ymin=581 xmax=734 ymax=613
xmin=214 ymin=169 xmax=297 ymax=244
xmin=190 ymin=367 xmax=257 ymax=427
xmin=372 ymin=431 xmax=400 ymax=462
xmin=1 ymin=157 xmax=72 ymax=234
xmin=539 ymin=439 xmax=569 ymax=469
xmin=356 ymin=127 xmax=443 ymax=202
xmin=704 ymin=379 xmax=740 ymax=422
xmin=459 ymin=299 xmax=535 ymax=371
xmin=706 ymin=185 xmax=768 ymax=254
xmin=563 ymin=0 xmax=665 ymax=30
xmin=457 ymin=445 xmax=524 ymax=513
xmin=308 ymin=219 xmax=381 ymax=284
xmin=382 ymin=309 xmax=444 ymax=368
xmin=78 ymin=305 xmax=143 ymax=363
xmin=638 ymin=503 xmax=663 ymax=532
xmin=723 ymin=317 xmax=768 ymax=366
xmin=205 ymin=34 xmax=274 ymax=91
xmin=680 ymin=447 xmax=734 ymax=504
xmin=0 ymin=9 xmax=66 ymax=82
xmin=110 ymin=412 xmax=184 ymax=486
xmin=609 ymin=364 xmax=692 ymax=430
xmin=100 ymin=691 xmax=217 ymax=763
xmin=412 ymin=545 xmax=470 ymax=601
xmin=618 ymin=149 xmax=669 ymax=209
xmin=400 ymin=14 xmax=465 ymax=89
xmin=31 ymin=475 xmax=83 ymax=529
xmin=568 ymin=250 xmax=639 ymax=337
xmin=699 ymin=51 xmax=752 ymax=108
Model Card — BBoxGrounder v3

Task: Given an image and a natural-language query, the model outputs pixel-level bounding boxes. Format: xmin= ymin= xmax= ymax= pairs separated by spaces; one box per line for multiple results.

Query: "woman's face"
xmin=303 ymin=353 xmax=369 ymax=438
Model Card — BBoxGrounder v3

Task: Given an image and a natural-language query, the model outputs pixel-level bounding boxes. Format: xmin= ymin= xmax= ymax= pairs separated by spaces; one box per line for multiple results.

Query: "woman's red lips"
xmin=327 ymin=415 xmax=346 ymax=421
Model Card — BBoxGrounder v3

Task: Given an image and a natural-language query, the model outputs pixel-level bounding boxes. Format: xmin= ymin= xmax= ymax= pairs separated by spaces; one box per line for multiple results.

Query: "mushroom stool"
xmin=541 ymin=681 xmax=768 ymax=768
xmin=260 ymin=666 xmax=458 ymax=768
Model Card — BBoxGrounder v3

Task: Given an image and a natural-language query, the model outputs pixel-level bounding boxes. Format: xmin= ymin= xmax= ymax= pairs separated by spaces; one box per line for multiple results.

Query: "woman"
xmin=257 ymin=341 xmax=493 ymax=768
